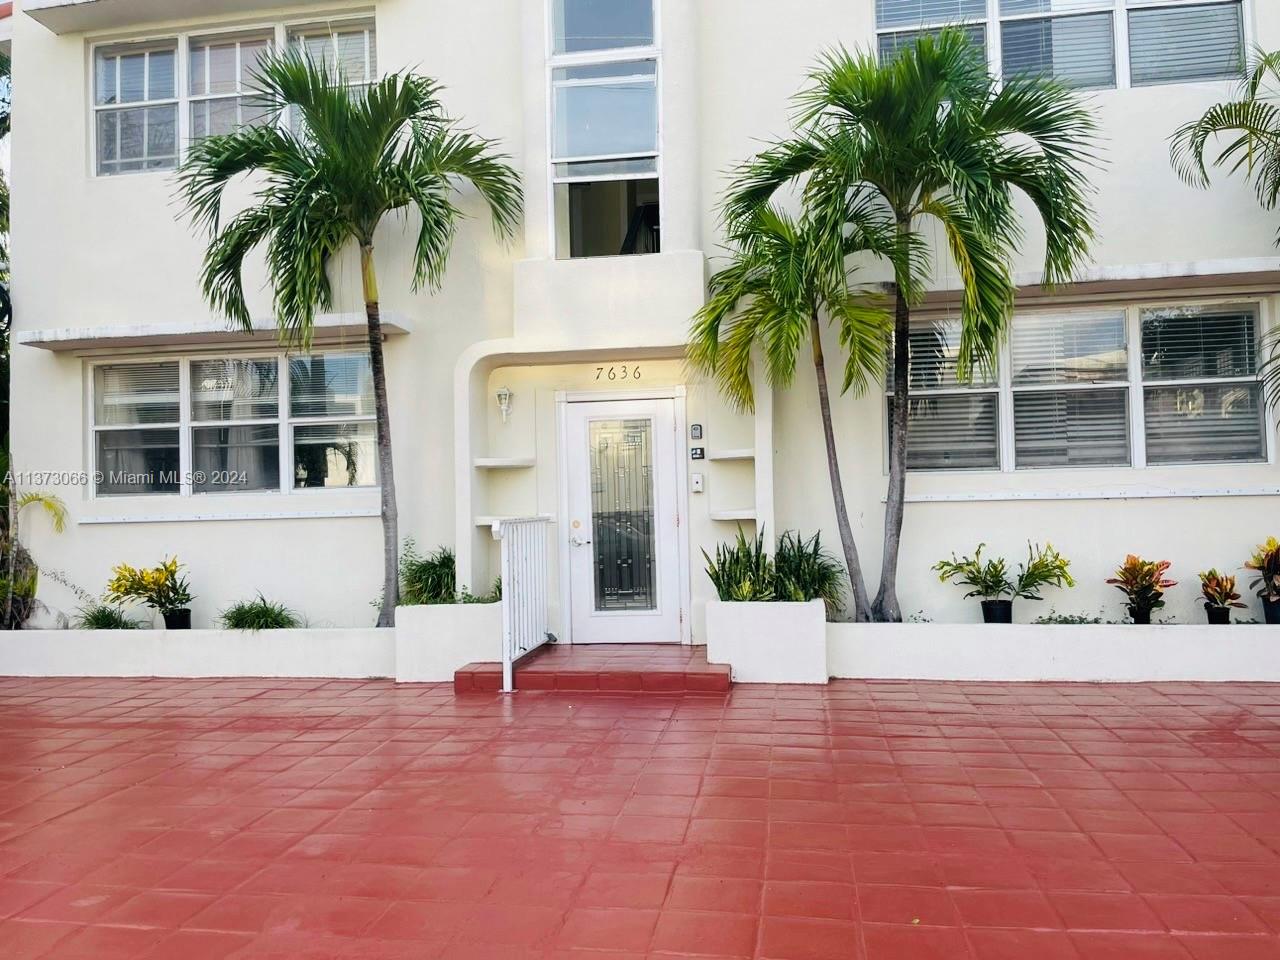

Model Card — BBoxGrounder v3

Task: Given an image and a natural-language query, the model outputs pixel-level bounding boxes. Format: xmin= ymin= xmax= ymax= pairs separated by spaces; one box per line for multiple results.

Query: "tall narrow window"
xmin=1000 ymin=1 xmax=1116 ymax=90
xmin=887 ymin=318 xmax=1001 ymax=471
xmin=550 ymin=0 xmax=659 ymax=259
xmin=94 ymin=41 xmax=178 ymax=175
xmin=1128 ymin=1 xmax=1244 ymax=86
xmin=1011 ymin=311 xmax=1130 ymax=467
xmin=188 ymin=32 xmax=274 ymax=140
xmin=1140 ymin=304 xmax=1265 ymax=463
xmin=93 ymin=362 xmax=181 ymax=495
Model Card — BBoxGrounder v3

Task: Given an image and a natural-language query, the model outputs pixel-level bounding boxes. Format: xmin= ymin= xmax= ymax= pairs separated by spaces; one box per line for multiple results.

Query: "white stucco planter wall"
xmin=394 ymin=602 xmax=502 ymax=682
xmin=828 ymin=622 xmax=1280 ymax=683
xmin=706 ymin=599 xmax=828 ymax=683
xmin=0 ymin=628 xmax=395 ymax=679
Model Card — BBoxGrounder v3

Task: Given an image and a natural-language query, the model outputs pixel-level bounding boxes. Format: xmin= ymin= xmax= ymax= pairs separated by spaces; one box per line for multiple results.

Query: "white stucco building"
xmin=8 ymin=0 xmax=1279 ymax=635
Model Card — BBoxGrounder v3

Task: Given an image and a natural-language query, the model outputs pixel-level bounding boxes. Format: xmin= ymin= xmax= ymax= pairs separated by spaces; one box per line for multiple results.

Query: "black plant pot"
xmin=981 ymin=599 xmax=1013 ymax=624
xmin=1205 ymin=604 xmax=1231 ymax=626
xmin=162 ymin=609 xmax=192 ymax=630
xmin=1263 ymin=597 xmax=1280 ymax=625
xmin=1129 ymin=606 xmax=1152 ymax=625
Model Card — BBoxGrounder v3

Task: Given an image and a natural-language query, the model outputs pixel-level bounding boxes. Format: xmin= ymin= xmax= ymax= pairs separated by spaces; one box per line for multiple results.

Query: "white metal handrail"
xmin=491 ymin=517 xmax=553 ymax=693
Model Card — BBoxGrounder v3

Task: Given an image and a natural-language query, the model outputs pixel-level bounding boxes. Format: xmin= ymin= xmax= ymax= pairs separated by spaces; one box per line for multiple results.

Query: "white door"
xmin=565 ymin=398 xmax=682 ymax=644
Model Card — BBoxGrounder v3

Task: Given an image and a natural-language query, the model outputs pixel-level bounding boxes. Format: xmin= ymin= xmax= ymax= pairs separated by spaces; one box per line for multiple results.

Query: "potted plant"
xmin=105 ymin=557 xmax=195 ymax=629
xmin=933 ymin=543 xmax=1074 ymax=623
xmin=1245 ymin=537 xmax=1280 ymax=625
xmin=1105 ymin=555 xmax=1175 ymax=624
xmin=1198 ymin=569 xmax=1247 ymax=625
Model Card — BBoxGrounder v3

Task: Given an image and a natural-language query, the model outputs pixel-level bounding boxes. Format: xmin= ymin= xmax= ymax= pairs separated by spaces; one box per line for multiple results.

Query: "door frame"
xmin=556 ymin=386 xmax=692 ymax=646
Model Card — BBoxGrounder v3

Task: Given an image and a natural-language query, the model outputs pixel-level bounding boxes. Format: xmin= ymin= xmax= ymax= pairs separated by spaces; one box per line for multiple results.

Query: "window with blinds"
xmin=1000 ymin=2 xmax=1116 ymax=90
xmin=1011 ymin=311 xmax=1130 ymax=468
xmin=90 ymin=352 xmax=377 ymax=496
xmin=887 ymin=319 xmax=1001 ymax=471
xmin=1128 ymin=2 xmax=1244 ymax=86
xmin=875 ymin=0 xmax=1245 ymax=89
xmin=1140 ymin=304 xmax=1265 ymax=464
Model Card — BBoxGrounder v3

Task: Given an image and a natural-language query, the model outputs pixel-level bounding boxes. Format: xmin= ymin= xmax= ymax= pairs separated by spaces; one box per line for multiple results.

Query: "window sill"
xmin=77 ymin=490 xmax=381 ymax=525
xmin=894 ymin=484 xmax=1280 ymax=504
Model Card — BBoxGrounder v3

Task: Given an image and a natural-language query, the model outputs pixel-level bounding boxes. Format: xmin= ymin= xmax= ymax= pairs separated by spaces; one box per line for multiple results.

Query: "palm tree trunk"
xmin=362 ymin=245 xmax=399 ymax=628
xmin=810 ymin=311 xmax=872 ymax=622
xmin=873 ymin=282 xmax=911 ymax=623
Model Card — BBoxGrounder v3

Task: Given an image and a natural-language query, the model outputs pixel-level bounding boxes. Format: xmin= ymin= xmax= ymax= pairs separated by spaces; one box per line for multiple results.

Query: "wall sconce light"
xmin=496 ymin=386 xmax=513 ymax=424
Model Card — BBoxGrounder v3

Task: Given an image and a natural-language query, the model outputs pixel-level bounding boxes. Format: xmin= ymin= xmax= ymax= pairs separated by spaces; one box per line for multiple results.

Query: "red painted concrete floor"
xmin=456 ymin=643 xmax=732 ymax=693
xmin=1 ymin=678 xmax=1279 ymax=959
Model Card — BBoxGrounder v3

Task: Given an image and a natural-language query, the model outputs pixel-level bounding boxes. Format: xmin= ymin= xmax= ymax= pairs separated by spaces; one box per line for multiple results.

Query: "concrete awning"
xmin=25 ymin=0 xmax=330 ymax=35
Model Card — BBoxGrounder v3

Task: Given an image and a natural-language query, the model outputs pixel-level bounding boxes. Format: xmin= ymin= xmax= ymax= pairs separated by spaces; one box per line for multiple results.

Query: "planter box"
xmin=827 ymin=622 xmax=1280 ymax=683
xmin=394 ymin=602 xmax=502 ymax=682
xmin=0 ymin=628 xmax=394 ymax=679
xmin=706 ymin=599 xmax=828 ymax=684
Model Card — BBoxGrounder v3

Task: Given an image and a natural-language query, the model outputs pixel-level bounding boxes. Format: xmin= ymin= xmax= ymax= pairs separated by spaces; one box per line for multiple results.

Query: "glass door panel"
xmin=588 ymin=417 xmax=656 ymax=612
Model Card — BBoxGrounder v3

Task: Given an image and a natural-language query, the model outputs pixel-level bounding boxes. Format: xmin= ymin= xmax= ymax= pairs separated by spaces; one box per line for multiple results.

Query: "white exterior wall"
xmin=9 ymin=0 xmax=1280 ymax=632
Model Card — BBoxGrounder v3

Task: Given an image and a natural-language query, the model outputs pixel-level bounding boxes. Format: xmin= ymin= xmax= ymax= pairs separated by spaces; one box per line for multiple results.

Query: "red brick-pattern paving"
xmin=1 ymin=677 xmax=1279 ymax=959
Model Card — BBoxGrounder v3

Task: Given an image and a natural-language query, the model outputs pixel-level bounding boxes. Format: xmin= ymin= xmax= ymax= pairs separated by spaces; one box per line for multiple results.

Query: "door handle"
xmin=570 ymin=535 xmax=592 ymax=547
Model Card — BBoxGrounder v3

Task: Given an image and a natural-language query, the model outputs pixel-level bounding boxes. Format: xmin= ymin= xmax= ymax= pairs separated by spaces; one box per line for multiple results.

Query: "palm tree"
xmin=690 ymin=202 xmax=913 ymax=622
xmin=178 ymin=50 xmax=521 ymax=627
xmin=722 ymin=31 xmax=1098 ymax=621
xmin=1171 ymin=48 xmax=1280 ymax=406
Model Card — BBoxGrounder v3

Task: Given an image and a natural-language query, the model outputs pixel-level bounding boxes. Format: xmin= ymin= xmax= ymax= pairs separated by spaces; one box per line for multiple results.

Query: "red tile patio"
xmin=1 ymin=676 xmax=1279 ymax=959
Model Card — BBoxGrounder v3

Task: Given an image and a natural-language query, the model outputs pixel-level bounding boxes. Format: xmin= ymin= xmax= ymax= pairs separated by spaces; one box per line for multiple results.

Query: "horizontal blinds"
xmin=890 ymin=394 xmax=1000 ymax=470
xmin=877 ymin=0 xmax=986 ymax=28
xmin=1144 ymin=383 xmax=1265 ymax=464
xmin=1140 ymin=304 xmax=1257 ymax=381
xmin=190 ymin=358 xmax=279 ymax=422
xmin=879 ymin=24 xmax=986 ymax=62
xmin=1014 ymin=388 xmax=1130 ymax=467
xmin=1128 ymin=2 xmax=1243 ymax=86
xmin=94 ymin=362 xmax=180 ymax=426
xmin=1001 ymin=12 xmax=1116 ymax=89
xmin=1000 ymin=0 xmax=1114 ymax=14
xmin=289 ymin=354 xmax=375 ymax=419
xmin=889 ymin=318 xmax=996 ymax=391
xmin=1012 ymin=311 xmax=1127 ymax=385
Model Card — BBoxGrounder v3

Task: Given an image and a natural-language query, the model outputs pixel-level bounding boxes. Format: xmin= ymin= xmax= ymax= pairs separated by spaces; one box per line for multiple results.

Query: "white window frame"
xmin=874 ymin=0 xmax=1253 ymax=91
xmin=88 ymin=13 xmax=376 ymax=178
xmin=544 ymin=0 xmax=663 ymax=258
xmin=87 ymin=350 xmax=378 ymax=498
xmin=891 ymin=296 xmax=1275 ymax=474
xmin=186 ymin=30 xmax=276 ymax=142
xmin=91 ymin=39 xmax=181 ymax=176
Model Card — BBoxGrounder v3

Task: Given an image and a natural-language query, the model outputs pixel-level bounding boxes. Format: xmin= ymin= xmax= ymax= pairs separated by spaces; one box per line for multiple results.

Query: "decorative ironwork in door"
xmin=588 ymin=418 xmax=656 ymax=612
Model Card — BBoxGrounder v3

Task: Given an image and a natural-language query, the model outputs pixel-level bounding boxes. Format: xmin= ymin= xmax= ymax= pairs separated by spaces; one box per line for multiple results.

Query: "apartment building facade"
xmin=9 ymin=0 xmax=1280 ymax=632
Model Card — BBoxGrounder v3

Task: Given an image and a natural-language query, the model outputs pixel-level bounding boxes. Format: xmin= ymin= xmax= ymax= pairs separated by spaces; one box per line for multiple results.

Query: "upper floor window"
xmin=549 ymin=0 xmax=659 ymax=258
xmin=876 ymin=0 xmax=1245 ymax=91
xmin=92 ymin=18 xmax=375 ymax=177
xmin=91 ymin=351 xmax=377 ymax=497
xmin=888 ymin=300 xmax=1270 ymax=472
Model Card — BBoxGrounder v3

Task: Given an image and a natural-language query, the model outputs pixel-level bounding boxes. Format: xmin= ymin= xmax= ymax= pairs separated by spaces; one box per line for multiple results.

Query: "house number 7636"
xmin=595 ymin=365 xmax=641 ymax=381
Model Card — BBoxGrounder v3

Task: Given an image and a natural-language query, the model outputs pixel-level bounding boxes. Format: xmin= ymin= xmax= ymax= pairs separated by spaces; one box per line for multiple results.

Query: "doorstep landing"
xmin=454 ymin=642 xmax=731 ymax=693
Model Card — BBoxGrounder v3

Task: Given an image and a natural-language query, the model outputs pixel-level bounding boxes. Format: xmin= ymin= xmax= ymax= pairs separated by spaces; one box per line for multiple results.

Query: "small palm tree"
xmin=179 ymin=50 xmax=521 ymax=627
xmin=1171 ymin=48 xmax=1280 ymax=405
xmin=690 ymin=202 xmax=910 ymax=621
xmin=722 ymin=31 xmax=1098 ymax=620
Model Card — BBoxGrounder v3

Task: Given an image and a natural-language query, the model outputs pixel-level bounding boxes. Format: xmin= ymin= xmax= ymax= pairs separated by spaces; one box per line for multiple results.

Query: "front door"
xmin=565 ymin=398 xmax=681 ymax=644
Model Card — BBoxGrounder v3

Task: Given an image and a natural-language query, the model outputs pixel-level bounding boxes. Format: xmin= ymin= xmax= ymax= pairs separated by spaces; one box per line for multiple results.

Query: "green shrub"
xmin=703 ymin=529 xmax=775 ymax=602
xmin=774 ymin=531 xmax=845 ymax=616
xmin=76 ymin=603 xmax=143 ymax=629
xmin=220 ymin=594 xmax=301 ymax=630
xmin=459 ymin=578 xmax=501 ymax=604
xmin=399 ymin=540 xmax=458 ymax=605
xmin=1032 ymin=609 xmax=1104 ymax=625
xmin=935 ymin=542 xmax=1074 ymax=602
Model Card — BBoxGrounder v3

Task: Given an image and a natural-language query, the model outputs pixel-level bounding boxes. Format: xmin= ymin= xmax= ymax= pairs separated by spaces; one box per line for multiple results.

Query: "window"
xmin=1011 ymin=311 xmax=1130 ymax=467
xmin=188 ymin=32 xmax=274 ymax=140
xmin=875 ymin=0 xmax=1245 ymax=90
xmin=1128 ymin=1 xmax=1244 ymax=86
xmin=1140 ymin=303 xmax=1265 ymax=463
xmin=549 ymin=0 xmax=659 ymax=258
xmin=90 ymin=352 xmax=376 ymax=496
xmin=887 ymin=318 xmax=1002 ymax=471
xmin=94 ymin=42 xmax=178 ymax=175
xmin=92 ymin=19 xmax=375 ymax=176
xmin=891 ymin=300 xmax=1269 ymax=472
